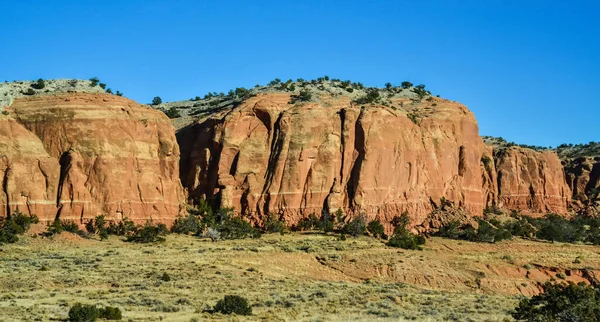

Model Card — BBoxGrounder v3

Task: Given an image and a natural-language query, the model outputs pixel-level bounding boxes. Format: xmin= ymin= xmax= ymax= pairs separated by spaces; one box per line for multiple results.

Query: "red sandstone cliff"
xmin=1 ymin=93 xmax=185 ymax=224
xmin=178 ymin=91 xmax=571 ymax=226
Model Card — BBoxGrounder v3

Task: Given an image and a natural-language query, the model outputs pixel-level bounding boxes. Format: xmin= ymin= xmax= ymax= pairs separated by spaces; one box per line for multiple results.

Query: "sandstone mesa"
xmin=0 ymin=79 xmax=597 ymax=229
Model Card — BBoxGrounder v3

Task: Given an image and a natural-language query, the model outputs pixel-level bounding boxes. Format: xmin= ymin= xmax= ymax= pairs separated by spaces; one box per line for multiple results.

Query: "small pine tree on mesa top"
xmin=151 ymin=96 xmax=162 ymax=105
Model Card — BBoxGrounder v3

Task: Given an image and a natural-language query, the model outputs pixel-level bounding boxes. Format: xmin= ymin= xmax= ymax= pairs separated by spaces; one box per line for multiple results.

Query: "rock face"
xmin=564 ymin=157 xmax=600 ymax=214
xmin=1 ymin=93 xmax=184 ymax=224
xmin=178 ymin=91 xmax=571 ymax=226
xmin=492 ymin=147 xmax=571 ymax=214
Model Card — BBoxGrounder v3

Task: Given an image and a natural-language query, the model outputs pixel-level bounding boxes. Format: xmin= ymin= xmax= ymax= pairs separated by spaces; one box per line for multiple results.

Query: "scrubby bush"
xmin=513 ymin=282 xmax=600 ymax=321
xmin=387 ymin=212 xmax=426 ymax=250
xmin=89 ymin=77 xmax=100 ymax=87
xmin=263 ymin=213 xmax=286 ymax=234
xmin=213 ymin=295 xmax=252 ymax=315
xmin=171 ymin=213 xmax=202 ymax=235
xmin=68 ymin=303 xmax=122 ymax=321
xmin=354 ymin=88 xmax=380 ymax=104
xmin=23 ymin=88 xmax=36 ymax=95
xmin=367 ymin=219 xmax=385 ymax=238
xmin=289 ymin=89 xmax=312 ymax=104
xmin=437 ymin=218 xmax=511 ymax=243
xmin=151 ymin=96 xmax=162 ymax=105
xmin=0 ymin=210 xmax=39 ymax=244
xmin=164 ymin=106 xmax=181 ymax=118
xmin=342 ymin=215 xmax=366 ymax=237
xmin=68 ymin=303 xmax=100 ymax=321
xmin=401 ymin=81 xmax=413 ymax=89
xmin=296 ymin=214 xmax=320 ymax=231
xmin=31 ymin=78 xmax=46 ymax=89
xmin=126 ymin=221 xmax=168 ymax=243
xmin=106 ymin=218 xmax=136 ymax=236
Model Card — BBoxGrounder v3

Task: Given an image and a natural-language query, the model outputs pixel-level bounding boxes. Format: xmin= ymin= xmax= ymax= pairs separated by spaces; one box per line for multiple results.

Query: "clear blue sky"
xmin=2 ymin=1 xmax=598 ymax=146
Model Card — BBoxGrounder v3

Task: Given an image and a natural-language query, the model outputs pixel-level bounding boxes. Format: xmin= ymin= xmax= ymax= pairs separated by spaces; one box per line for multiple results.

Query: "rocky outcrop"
xmin=565 ymin=157 xmax=600 ymax=215
xmin=180 ymin=92 xmax=524 ymax=226
xmin=1 ymin=93 xmax=184 ymax=224
xmin=492 ymin=147 xmax=571 ymax=214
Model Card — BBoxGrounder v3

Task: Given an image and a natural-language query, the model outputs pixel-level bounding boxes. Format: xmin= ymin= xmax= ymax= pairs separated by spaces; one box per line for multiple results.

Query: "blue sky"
xmin=2 ymin=0 xmax=598 ymax=146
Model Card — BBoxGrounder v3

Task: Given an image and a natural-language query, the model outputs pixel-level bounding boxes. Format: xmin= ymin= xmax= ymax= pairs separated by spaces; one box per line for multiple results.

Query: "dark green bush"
xmin=164 ymin=107 xmax=181 ymax=118
xmin=387 ymin=212 xmax=425 ymax=250
xmin=401 ymin=81 xmax=413 ymax=89
xmin=263 ymin=214 xmax=286 ymax=234
xmin=217 ymin=217 xmax=260 ymax=240
xmin=289 ymin=89 xmax=312 ymax=104
xmin=68 ymin=303 xmax=100 ymax=321
xmin=213 ymin=295 xmax=252 ymax=315
xmin=171 ymin=213 xmax=202 ymax=235
xmin=23 ymin=88 xmax=36 ymax=95
xmin=151 ymin=96 xmax=162 ymax=105
xmin=367 ymin=219 xmax=385 ymax=238
xmin=31 ymin=78 xmax=45 ymax=89
xmin=126 ymin=221 xmax=168 ymax=243
xmin=106 ymin=218 xmax=136 ymax=236
xmin=89 ymin=77 xmax=100 ymax=87
xmin=160 ymin=272 xmax=171 ymax=282
xmin=354 ymin=88 xmax=380 ymax=104
xmin=0 ymin=211 xmax=39 ymax=244
xmin=100 ymin=306 xmax=122 ymax=320
xmin=436 ymin=218 xmax=511 ymax=243
xmin=513 ymin=282 xmax=600 ymax=321
xmin=68 ymin=303 xmax=122 ymax=321
xmin=342 ymin=215 xmax=366 ymax=237
xmin=296 ymin=214 xmax=320 ymax=231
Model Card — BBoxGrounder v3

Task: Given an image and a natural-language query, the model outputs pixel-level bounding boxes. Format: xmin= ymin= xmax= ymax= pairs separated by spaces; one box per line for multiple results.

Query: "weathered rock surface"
xmin=492 ymin=147 xmax=571 ymax=214
xmin=178 ymin=91 xmax=571 ymax=227
xmin=565 ymin=157 xmax=600 ymax=214
xmin=1 ymin=93 xmax=184 ymax=223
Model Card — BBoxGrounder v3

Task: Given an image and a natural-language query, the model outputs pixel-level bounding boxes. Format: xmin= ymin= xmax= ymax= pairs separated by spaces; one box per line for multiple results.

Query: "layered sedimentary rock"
xmin=1 ymin=93 xmax=184 ymax=223
xmin=181 ymin=92 xmax=505 ymax=226
xmin=564 ymin=157 xmax=600 ymax=214
xmin=492 ymin=147 xmax=571 ymax=214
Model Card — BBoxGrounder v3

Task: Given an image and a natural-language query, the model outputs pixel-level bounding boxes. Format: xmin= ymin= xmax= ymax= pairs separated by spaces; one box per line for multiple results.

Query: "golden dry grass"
xmin=1 ymin=229 xmax=599 ymax=321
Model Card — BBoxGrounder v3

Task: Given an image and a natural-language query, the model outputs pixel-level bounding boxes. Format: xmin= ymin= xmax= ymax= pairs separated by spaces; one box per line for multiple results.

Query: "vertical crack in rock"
xmin=346 ymin=109 xmax=365 ymax=209
xmin=458 ymin=146 xmax=466 ymax=177
xmin=229 ymin=151 xmax=240 ymax=176
xmin=55 ymin=151 xmax=73 ymax=220
xmin=2 ymin=166 xmax=10 ymax=217
xmin=300 ymin=166 xmax=313 ymax=213
xmin=260 ymin=112 xmax=286 ymax=214
xmin=338 ymin=108 xmax=346 ymax=181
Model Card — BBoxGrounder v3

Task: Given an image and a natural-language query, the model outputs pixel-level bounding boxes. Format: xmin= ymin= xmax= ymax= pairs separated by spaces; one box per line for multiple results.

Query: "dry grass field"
xmin=2 ymin=226 xmax=600 ymax=321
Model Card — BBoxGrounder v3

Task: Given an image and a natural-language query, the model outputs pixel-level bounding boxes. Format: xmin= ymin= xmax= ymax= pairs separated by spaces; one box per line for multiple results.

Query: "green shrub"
xmin=23 ymin=88 xmax=36 ymax=95
xmin=354 ymin=88 xmax=380 ymax=104
xmin=68 ymin=303 xmax=100 ymax=321
xmin=436 ymin=218 xmax=511 ymax=243
xmin=213 ymin=295 xmax=252 ymax=315
xmin=367 ymin=219 xmax=385 ymax=238
xmin=151 ymin=96 xmax=162 ymax=105
xmin=68 ymin=303 xmax=122 ymax=321
xmin=0 ymin=210 xmax=39 ymax=244
xmin=217 ymin=217 xmax=260 ymax=240
xmin=296 ymin=214 xmax=320 ymax=231
xmin=171 ymin=213 xmax=202 ymax=235
xmin=164 ymin=106 xmax=181 ymax=118
xmin=89 ymin=77 xmax=100 ymax=87
xmin=387 ymin=212 xmax=425 ymax=250
xmin=31 ymin=78 xmax=46 ymax=89
xmin=342 ymin=215 xmax=366 ymax=237
xmin=401 ymin=81 xmax=413 ymax=89
xmin=289 ymin=89 xmax=312 ymax=104
xmin=106 ymin=218 xmax=136 ymax=236
xmin=512 ymin=282 xmax=600 ymax=321
xmin=100 ymin=306 xmax=122 ymax=320
xmin=263 ymin=214 xmax=286 ymax=234
xmin=126 ymin=221 xmax=168 ymax=243
xmin=536 ymin=213 xmax=583 ymax=243
xmin=387 ymin=231 xmax=426 ymax=250
xmin=160 ymin=272 xmax=171 ymax=282
xmin=60 ymin=220 xmax=81 ymax=234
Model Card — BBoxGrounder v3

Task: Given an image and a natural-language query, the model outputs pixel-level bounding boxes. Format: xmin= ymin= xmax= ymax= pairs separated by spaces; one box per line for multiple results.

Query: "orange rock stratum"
xmin=0 ymin=87 xmax=574 ymax=227
xmin=178 ymin=92 xmax=571 ymax=226
xmin=1 ymin=93 xmax=184 ymax=224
